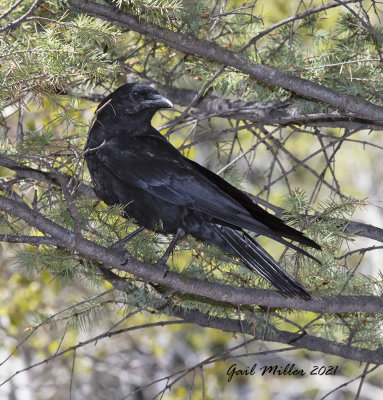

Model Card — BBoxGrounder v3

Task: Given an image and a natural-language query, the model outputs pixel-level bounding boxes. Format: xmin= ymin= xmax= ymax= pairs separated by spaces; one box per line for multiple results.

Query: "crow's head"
xmin=96 ymin=83 xmax=173 ymax=121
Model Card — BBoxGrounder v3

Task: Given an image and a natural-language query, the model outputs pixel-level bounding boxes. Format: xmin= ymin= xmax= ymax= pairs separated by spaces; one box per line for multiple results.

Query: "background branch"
xmin=68 ymin=0 xmax=383 ymax=120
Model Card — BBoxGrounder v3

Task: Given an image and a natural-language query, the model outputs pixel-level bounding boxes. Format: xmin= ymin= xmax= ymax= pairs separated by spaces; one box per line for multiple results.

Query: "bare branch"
xmin=0 ymin=0 xmax=44 ymax=32
xmin=241 ymin=0 xmax=364 ymax=48
xmin=0 ymin=234 xmax=59 ymax=246
xmin=79 ymin=83 xmax=383 ymax=130
xmin=0 ymin=0 xmax=25 ymax=21
xmin=0 ymin=194 xmax=383 ymax=315
xmin=0 ymin=154 xmax=96 ymax=199
xmin=68 ymin=0 xmax=383 ymax=121
xmin=171 ymin=307 xmax=383 ymax=365
xmin=0 ymin=319 xmax=183 ymax=388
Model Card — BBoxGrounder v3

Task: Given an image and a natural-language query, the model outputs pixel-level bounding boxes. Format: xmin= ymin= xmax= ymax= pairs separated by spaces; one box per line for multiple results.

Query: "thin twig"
xmin=0 ymin=0 xmax=44 ymax=32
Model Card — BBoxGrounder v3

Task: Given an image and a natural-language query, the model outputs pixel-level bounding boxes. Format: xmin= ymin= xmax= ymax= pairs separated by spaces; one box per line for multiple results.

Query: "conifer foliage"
xmin=1 ymin=0 xmax=383 ymax=398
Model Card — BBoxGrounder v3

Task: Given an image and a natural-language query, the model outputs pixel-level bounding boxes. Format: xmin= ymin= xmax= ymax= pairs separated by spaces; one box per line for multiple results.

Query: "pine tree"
xmin=1 ymin=0 xmax=383 ymax=398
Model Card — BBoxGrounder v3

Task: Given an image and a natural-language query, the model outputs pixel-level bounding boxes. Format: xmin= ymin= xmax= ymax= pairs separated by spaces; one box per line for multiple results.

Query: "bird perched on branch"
xmin=85 ymin=83 xmax=321 ymax=300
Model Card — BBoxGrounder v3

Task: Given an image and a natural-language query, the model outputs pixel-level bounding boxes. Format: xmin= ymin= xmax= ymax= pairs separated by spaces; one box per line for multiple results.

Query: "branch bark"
xmin=0 ymin=194 xmax=383 ymax=314
xmin=80 ymin=267 xmax=383 ymax=365
xmin=171 ymin=307 xmax=383 ymax=365
xmin=2 ymin=190 xmax=383 ymax=362
xmin=80 ymin=85 xmax=383 ymax=130
xmin=68 ymin=0 xmax=383 ymax=121
xmin=0 ymin=0 xmax=44 ymax=32
xmin=160 ymin=85 xmax=383 ymax=130
xmin=0 ymin=154 xmax=95 ymax=199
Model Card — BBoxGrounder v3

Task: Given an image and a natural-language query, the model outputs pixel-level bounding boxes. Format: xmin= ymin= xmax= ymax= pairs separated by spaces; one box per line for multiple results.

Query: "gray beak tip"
xmin=149 ymin=93 xmax=173 ymax=109
xmin=163 ymin=98 xmax=173 ymax=108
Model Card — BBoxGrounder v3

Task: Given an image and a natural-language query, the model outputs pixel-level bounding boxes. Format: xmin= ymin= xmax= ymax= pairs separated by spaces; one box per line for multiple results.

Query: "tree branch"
xmin=0 ymin=0 xmax=25 ymax=22
xmin=0 ymin=194 xmax=383 ymax=315
xmin=99 ymin=269 xmax=383 ymax=364
xmin=0 ymin=0 xmax=44 ymax=32
xmin=82 ymin=84 xmax=383 ymax=130
xmin=241 ymin=0 xmax=364 ymax=48
xmin=171 ymin=307 xmax=383 ymax=365
xmin=345 ymin=221 xmax=383 ymax=242
xmin=68 ymin=0 xmax=383 ymax=121
xmin=0 ymin=234 xmax=59 ymax=246
xmin=0 ymin=154 xmax=95 ymax=199
xmin=167 ymin=89 xmax=383 ymax=130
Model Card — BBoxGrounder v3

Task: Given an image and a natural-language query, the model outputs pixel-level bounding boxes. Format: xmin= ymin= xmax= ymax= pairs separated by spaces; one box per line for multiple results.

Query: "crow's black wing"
xmin=96 ymin=135 xmax=269 ymax=232
xmin=96 ymin=134 xmax=319 ymax=262
xmin=188 ymin=159 xmax=320 ymax=250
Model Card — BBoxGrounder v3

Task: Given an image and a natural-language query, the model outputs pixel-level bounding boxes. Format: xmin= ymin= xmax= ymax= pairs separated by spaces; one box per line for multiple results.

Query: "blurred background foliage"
xmin=1 ymin=0 xmax=383 ymax=398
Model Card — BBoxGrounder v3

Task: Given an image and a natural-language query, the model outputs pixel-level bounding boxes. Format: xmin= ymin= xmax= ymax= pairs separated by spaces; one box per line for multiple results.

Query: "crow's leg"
xmin=117 ymin=227 xmax=147 ymax=267
xmin=112 ymin=226 xmax=145 ymax=250
xmin=158 ymin=228 xmax=185 ymax=277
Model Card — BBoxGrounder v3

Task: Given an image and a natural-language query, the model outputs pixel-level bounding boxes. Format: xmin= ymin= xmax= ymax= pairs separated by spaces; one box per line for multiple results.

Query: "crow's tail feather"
xmin=212 ymin=225 xmax=311 ymax=300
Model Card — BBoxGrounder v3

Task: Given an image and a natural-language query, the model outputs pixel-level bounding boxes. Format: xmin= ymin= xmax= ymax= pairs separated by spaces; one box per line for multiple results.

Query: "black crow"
xmin=85 ymin=83 xmax=320 ymax=299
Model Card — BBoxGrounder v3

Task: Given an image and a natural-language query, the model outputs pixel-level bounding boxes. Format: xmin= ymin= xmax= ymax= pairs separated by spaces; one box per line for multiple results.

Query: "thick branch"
xmin=172 ymin=307 xmax=383 ymax=365
xmin=345 ymin=221 xmax=383 ymax=242
xmin=0 ymin=194 xmax=383 ymax=314
xmin=101 ymin=272 xmax=383 ymax=364
xmin=81 ymin=85 xmax=383 ymax=130
xmin=68 ymin=0 xmax=383 ymax=121
xmin=0 ymin=234 xmax=59 ymax=246
xmin=161 ymin=86 xmax=383 ymax=130
xmin=0 ymin=154 xmax=95 ymax=199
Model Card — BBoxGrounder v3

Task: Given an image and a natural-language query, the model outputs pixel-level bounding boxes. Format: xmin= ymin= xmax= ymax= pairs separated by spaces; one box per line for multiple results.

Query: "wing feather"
xmin=96 ymin=135 xmax=320 ymax=262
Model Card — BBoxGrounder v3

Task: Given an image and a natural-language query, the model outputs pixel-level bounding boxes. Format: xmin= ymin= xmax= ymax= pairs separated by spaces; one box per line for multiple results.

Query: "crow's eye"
xmin=132 ymin=91 xmax=140 ymax=101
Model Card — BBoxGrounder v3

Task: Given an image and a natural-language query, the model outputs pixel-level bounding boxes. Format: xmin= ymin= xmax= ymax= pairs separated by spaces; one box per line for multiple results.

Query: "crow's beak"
xmin=147 ymin=93 xmax=173 ymax=109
